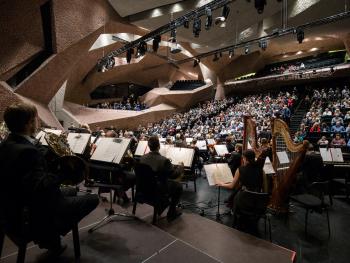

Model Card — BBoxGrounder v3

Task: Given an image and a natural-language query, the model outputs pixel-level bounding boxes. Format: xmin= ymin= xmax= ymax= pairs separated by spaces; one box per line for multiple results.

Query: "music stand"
xmin=88 ymin=138 xmax=136 ymax=233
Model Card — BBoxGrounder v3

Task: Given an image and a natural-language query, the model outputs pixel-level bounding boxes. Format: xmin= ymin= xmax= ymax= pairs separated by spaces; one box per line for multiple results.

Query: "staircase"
xmin=289 ymin=99 xmax=308 ymax=135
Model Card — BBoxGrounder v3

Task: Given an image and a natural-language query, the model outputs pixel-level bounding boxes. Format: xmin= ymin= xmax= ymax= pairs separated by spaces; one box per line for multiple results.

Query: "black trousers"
xmin=35 ymin=187 xmax=99 ymax=249
xmin=167 ymin=180 xmax=183 ymax=214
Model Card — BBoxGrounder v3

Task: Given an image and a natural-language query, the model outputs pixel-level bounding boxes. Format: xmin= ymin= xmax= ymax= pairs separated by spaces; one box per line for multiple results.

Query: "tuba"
xmin=43 ymin=130 xmax=88 ymax=186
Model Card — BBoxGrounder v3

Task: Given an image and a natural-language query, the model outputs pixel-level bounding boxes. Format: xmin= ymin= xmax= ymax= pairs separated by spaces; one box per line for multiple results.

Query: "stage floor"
xmin=1 ymin=195 xmax=295 ymax=263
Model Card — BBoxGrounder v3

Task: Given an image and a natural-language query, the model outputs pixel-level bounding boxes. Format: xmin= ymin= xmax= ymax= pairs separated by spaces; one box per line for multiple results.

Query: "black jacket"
xmin=0 ymin=134 xmax=62 ymax=235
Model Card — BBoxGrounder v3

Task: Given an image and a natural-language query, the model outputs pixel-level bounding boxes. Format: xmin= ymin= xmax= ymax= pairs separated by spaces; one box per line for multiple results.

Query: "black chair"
xmin=0 ymin=210 xmax=81 ymax=263
xmin=132 ymin=163 xmax=170 ymax=224
xmin=290 ymin=181 xmax=331 ymax=237
xmin=232 ymin=190 xmax=272 ymax=241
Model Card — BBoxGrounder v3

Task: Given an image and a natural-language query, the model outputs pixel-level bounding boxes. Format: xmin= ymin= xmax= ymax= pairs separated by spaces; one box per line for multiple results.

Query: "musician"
xmin=225 ymin=136 xmax=235 ymax=153
xmin=227 ymin=143 xmax=242 ymax=174
xmin=140 ymin=136 xmax=183 ymax=220
xmin=218 ymin=150 xmax=263 ymax=209
xmin=0 ymin=103 xmax=99 ymax=255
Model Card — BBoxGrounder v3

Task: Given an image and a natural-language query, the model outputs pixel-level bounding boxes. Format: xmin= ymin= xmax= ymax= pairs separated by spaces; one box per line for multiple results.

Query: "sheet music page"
xmin=91 ymin=136 xmax=96 ymax=144
xmin=166 ymin=147 xmax=194 ymax=167
xmin=90 ymin=138 xmax=117 ymax=163
xmin=196 ymin=140 xmax=207 ymax=150
xmin=90 ymin=138 xmax=130 ymax=164
xmin=319 ymin=148 xmax=333 ymax=162
xmin=67 ymin=133 xmax=91 ymax=154
xmin=112 ymin=138 xmax=131 ymax=164
xmin=135 ymin=141 xmax=149 ymax=156
xmin=330 ymin=148 xmax=344 ymax=162
xmin=263 ymin=157 xmax=275 ymax=174
xmin=214 ymin=145 xmax=229 ymax=156
xmin=159 ymin=144 xmax=172 ymax=157
xmin=159 ymin=138 xmax=166 ymax=144
xmin=186 ymin=138 xmax=193 ymax=145
xmin=204 ymin=164 xmax=233 ymax=186
xmin=277 ymin=151 xmax=290 ymax=164
xmin=36 ymin=129 xmax=62 ymax=145
xmin=207 ymin=139 xmax=215 ymax=145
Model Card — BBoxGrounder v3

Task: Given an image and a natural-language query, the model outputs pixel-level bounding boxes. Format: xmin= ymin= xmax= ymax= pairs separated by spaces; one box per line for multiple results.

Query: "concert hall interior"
xmin=2 ymin=0 xmax=350 ymax=262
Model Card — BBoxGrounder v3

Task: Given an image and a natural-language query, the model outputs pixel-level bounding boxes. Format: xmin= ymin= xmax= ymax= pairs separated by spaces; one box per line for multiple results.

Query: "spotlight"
xmin=169 ymin=28 xmax=177 ymax=42
xmin=213 ymin=53 xmax=219 ymax=62
xmin=170 ymin=42 xmax=182 ymax=54
xmin=330 ymin=66 xmax=335 ymax=73
xmin=228 ymin=49 xmax=234 ymax=58
xmin=97 ymin=59 xmax=107 ymax=72
xmin=99 ymin=56 xmax=115 ymax=71
xmin=244 ymin=46 xmax=250 ymax=55
xmin=205 ymin=7 xmax=212 ymax=30
xmin=193 ymin=58 xmax=200 ymax=67
xmin=215 ymin=5 xmax=230 ymax=27
xmin=258 ymin=39 xmax=267 ymax=51
xmin=126 ymin=48 xmax=134 ymax=63
xmin=193 ymin=16 xmax=201 ymax=38
xmin=152 ymin=35 xmax=161 ymax=52
xmin=184 ymin=18 xmax=190 ymax=28
xmin=296 ymin=28 xmax=304 ymax=44
xmin=136 ymin=41 xmax=147 ymax=58
xmin=255 ymin=0 xmax=266 ymax=14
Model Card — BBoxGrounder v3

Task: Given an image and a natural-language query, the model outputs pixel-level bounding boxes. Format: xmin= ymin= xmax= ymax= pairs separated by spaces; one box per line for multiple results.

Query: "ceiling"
xmin=107 ymin=0 xmax=350 ymax=62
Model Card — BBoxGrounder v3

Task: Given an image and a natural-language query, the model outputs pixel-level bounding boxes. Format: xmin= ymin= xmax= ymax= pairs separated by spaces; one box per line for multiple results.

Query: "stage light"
xmin=152 ymin=35 xmax=161 ymax=52
xmin=330 ymin=66 xmax=335 ymax=73
xmin=213 ymin=53 xmax=219 ymax=62
xmin=244 ymin=46 xmax=250 ymax=55
xmin=126 ymin=48 xmax=134 ymax=63
xmin=215 ymin=5 xmax=230 ymax=27
xmin=228 ymin=49 xmax=234 ymax=58
xmin=193 ymin=58 xmax=200 ymax=67
xmin=136 ymin=41 xmax=147 ymax=58
xmin=169 ymin=28 xmax=176 ymax=42
xmin=296 ymin=28 xmax=304 ymax=44
xmin=205 ymin=7 xmax=212 ymax=30
xmin=99 ymin=56 xmax=115 ymax=71
xmin=97 ymin=59 xmax=106 ymax=72
xmin=184 ymin=18 xmax=190 ymax=28
xmin=258 ymin=40 xmax=267 ymax=51
xmin=255 ymin=0 xmax=266 ymax=14
xmin=193 ymin=16 xmax=201 ymax=38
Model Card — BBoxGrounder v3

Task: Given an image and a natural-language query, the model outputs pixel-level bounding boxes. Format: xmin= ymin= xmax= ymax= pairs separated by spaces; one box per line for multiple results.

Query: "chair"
xmin=132 ymin=163 xmax=169 ymax=224
xmin=290 ymin=181 xmax=331 ymax=237
xmin=0 ymin=210 xmax=81 ymax=263
xmin=232 ymin=190 xmax=272 ymax=241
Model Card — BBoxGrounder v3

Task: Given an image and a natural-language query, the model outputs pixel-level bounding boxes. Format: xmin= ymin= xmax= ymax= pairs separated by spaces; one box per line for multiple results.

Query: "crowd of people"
xmin=296 ymin=85 xmax=350 ymax=149
xmin=87 ymin=95 xmax=148 ymax=111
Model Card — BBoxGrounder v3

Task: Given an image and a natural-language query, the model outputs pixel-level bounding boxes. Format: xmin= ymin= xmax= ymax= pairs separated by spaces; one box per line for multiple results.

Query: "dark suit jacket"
xmin=228 ymin=151 xmax=241 ymax=174
xmin=140 ymin=151 xmax=179 ymax=185
xmin=0 ymin=134 xmax=61 ymax=237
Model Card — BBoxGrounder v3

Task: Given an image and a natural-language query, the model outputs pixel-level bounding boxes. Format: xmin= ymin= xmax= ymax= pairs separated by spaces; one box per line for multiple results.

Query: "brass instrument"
xmin=0 ymin=122 xmax=9 ymax=142
xmin=43 ymin=130 xmax=88 ymax=185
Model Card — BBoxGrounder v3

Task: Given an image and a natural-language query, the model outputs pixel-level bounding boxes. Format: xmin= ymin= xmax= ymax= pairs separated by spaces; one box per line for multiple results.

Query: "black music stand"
xmin=88 ymin=163 xmax=136 ymax=233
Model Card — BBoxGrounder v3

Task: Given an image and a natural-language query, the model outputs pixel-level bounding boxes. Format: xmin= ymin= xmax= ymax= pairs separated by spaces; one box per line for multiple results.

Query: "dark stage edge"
xmin=1 ymin=201 xmax=295 ymax=263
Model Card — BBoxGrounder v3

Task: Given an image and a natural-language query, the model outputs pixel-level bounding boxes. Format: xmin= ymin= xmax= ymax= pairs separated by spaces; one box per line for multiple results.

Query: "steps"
xmin=290 ymin=99 xmax=308 ymax=135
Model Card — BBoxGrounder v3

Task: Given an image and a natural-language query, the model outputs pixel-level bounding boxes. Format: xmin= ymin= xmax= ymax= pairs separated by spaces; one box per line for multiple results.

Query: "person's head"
xmin=335 ymin=133 xmax=341 ymax=140
xmin=148 ymin=136 xmax=160 ymax=152
xmin=261 ymin=138 xmax=268 ymax=146
xmin=336 ymin=121 xmax=341 ymax=127
xmin=105 ymin=130 xmax=117 ymax=138
xmin=4 ymin=103 xmax=38 ymax=135
xmin=235 ymin=143 xmax=243 ymax=153
xmin=242 ymin=149 xmax=255 ymax=165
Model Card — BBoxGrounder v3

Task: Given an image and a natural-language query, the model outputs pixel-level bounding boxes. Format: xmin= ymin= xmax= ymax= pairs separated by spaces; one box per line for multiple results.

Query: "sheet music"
xmin=186 ymin=138 xmax=193 ymax=145
xmin=263 ymin=157 xmax=275 ymax=174
xmin=67 ymin=133 xmax=91 ymax=154
xmin=320 ymin=148 xmax=332 ymax=162
xmin=166 ymin=147 xmax=194 ymax=168
xmin=277 ymin=151 xmax=290 ymax=164
xmin=196 ymin=140 xmax=207 ymax=150
xmin=214 ymin=145 xmax=229 ymax=156
xmin=204 ymin=163 xmax=233 ymax=186
xmin=35 ymin=129 xmax=62 ymax=146
xmin=207 ymin=139 xmax=215 ymax=145
xmin=91 ymin=136 xmax=96 ymax=144
xmin=90 ymin=137 xmax=130 ymax=164
xmin=330 ymin=148 xmax=344 ymax=162
xmin=159 ymin=138 xmax=166 ymax=144
xmin=135 ymin=141 xmax=149 ymax=156
xmin=159 ymin=144 xmax=173 ymax=157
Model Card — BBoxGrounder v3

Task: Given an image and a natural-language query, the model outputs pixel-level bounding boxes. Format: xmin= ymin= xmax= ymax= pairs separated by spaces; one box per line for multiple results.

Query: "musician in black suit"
xmin=0 ymin=103 xmax=99 ymax=255
xmin=227 ymin=143 xmax=242 ymax=174
xmin=140 ymin=136 xmax=183 ymax=220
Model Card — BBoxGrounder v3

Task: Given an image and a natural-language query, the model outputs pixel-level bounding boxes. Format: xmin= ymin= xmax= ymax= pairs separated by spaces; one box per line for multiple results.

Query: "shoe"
xmin=167 ymin=208 xmax=182 ymax=222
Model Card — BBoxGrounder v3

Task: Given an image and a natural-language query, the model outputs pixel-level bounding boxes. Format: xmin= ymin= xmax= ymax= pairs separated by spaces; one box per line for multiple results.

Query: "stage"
xmin=1 ymin=198 xmax=295 ymax=263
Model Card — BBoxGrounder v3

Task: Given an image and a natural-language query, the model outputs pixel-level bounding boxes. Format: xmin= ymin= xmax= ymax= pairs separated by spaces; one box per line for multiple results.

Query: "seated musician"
xmin=140 ymin=136 xmax=183 ymax=220
xmin=0 ymin=103 xmax=99 ymax=256
xmin=227 ymin=143 xmax=242 ymax=174
xmin=218 ymin=150 xmax=264 ymax=209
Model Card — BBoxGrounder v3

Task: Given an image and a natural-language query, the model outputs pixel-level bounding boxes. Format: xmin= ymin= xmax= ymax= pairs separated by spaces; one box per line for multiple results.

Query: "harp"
xmin=243 ymin=116 xmax=262 ymax=157
xmin=270 ymin=118 xmax=309 ymax=211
